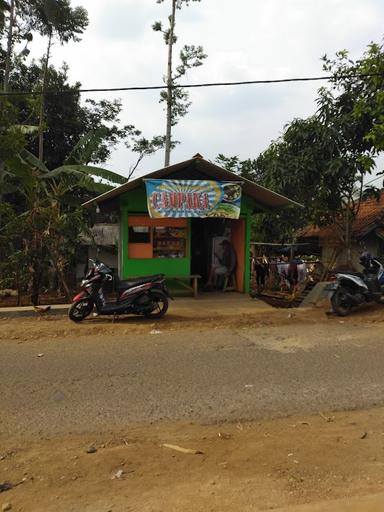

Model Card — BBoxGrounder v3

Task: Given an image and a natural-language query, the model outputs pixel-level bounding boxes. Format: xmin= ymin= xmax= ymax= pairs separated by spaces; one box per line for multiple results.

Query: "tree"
xmin=0 ymin=202 xmax=30 ymax=304
xmin=127 ymin=134 xmax=167 ymax=179
xmin=321 ymin=43 xmax=384 ymax=154
xmin=315 ymin=47 xmax=382 ymax=264
xmin=17 ymin=0 xmax=88 ymax=161
xmin=0 ymin=96 xmax=29 ymax=201
xmin=1 ymin=2 xmax=164 ymax=181
xmin=217 ymin=41 xmax=384 ymax=262
xmin=4 ymin=60 xmax=166 ymax=176
xmin=153 ymin=0 xmax=207 ymax=166
xmin=3 ymin=0 xmax=15 ymax=93
xmin=1 ymin=0 xmax=35 ymax=93
xmin=215 ymin=154 xmax=261 ymax=182
xmin=1 ymin=131 xmax=127 ymax=303
xmin=216 ymin=117 xmax=341 ymax=243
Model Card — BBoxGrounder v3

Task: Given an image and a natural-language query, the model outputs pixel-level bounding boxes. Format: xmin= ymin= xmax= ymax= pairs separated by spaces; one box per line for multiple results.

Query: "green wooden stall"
xmin=83 ymin=155 xmax=298 ymax=294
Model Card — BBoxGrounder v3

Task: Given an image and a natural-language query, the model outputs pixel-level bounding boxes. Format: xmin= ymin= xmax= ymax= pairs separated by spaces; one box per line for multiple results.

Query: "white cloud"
xmin=28 ymin=0 xmax=384 ymax=177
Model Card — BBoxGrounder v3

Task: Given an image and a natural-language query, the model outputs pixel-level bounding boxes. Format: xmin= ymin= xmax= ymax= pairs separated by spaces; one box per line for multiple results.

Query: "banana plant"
xmin=2 ymin=129 xmax=127 ymax=303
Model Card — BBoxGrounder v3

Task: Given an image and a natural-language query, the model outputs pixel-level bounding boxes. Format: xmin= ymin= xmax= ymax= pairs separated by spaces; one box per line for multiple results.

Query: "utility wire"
xmin=1 ymin=72 xmax=384 ymax=97
xmin=364 ymin=174 xmax=384 ymax=186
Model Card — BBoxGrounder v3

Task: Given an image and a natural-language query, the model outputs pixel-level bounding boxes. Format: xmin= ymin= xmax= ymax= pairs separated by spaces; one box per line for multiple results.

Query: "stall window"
xmin=128 ymin=226 xmax=150 ymax=243
xmin=128 ymin=216 xmax=187 ymax=259
xmin=153 ymin=226 xmax=187 ymax=259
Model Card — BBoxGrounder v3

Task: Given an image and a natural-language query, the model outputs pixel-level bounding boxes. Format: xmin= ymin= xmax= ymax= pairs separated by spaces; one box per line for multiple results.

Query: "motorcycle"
xmin=69 ymin=259 xmax=172 ymax=322
xmin=328 ymin=253 xmax=384 ymax=316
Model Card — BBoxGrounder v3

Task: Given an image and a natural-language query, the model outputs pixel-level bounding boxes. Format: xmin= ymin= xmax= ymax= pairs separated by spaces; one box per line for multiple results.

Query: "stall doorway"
xmin=191 ymin=218 xmax=245 ymax=291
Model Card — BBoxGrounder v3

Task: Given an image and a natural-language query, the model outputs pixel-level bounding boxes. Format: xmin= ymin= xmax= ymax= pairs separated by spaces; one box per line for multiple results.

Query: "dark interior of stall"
xmin=191 ymin=218 xmax=232 ymax=285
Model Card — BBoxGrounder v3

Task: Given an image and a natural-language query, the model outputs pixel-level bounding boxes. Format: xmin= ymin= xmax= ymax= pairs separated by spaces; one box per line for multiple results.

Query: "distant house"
xmin=77 ymin=223 xmax=119 ymax=279
xmin=299 ymin=191 xmax=384 ymax=270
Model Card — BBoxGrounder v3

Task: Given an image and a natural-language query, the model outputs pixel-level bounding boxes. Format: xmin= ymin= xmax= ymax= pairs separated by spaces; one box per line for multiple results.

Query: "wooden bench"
xmin=166 ymin=275 xmax=202 ymax=298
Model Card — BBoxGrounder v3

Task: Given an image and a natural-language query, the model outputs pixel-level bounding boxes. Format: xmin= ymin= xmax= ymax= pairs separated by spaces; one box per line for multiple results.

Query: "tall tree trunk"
xmin=4 ymin=0 xmax=15 ymax=93
xmin=29 ymin=263 xmax=42 ymax=306
xmin=27 ymin=230 xmax=43 ymax=306
xmin=0 ymin=0 xmax=16 ymax=187
xmin=38 ymin=31 xmax=53 ymax=162
xmin=57 ymin=266 xmax=71 ymax=301
xmin=164 ymin=0 xmax=176 ymax=167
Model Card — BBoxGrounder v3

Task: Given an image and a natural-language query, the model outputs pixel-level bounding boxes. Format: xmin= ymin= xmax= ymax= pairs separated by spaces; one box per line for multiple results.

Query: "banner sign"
xmin=144 ymin=179 xmax=242 ymax=219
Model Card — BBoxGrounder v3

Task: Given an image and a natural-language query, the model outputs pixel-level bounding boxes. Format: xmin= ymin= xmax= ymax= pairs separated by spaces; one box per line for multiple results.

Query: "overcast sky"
xmin=32 ymin=0 xmax=384 ymax=178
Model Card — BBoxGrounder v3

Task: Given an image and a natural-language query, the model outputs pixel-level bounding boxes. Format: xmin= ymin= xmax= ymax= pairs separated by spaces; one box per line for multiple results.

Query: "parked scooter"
xmin=328 ymin=252 xmax=384 ymax=316
xmin=69 ymin=259 xmax=171 ymax=322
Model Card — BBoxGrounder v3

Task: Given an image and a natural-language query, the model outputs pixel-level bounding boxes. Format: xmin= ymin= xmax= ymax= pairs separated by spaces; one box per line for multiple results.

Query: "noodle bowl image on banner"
xmin=144 ymin=179 xmax=242 ymax=219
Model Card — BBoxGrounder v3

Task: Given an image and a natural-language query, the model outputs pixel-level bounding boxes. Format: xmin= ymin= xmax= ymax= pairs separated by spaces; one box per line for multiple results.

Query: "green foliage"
xmin=0 ymin=98 xmax=26 ymax=162
xmin=321 ymin=43 xmax=384 ymax=152
xmin=24 ymin=0 xmax=89 ymax=42
xmin=127 ymin=134 xmax=168 ymax=177
xmin=215 ymin=154 xmax=260 ymax=182
xmin=49 ymin=164 xmax=127 ymax=189
xmin=0 ymin=128 xmax=127 ymax=299
xmin=0 ymin=0 xmax=9 ymax=34
xmin=217 ymin=40 xmax=384 ymax=250
xmin=0 ymin=0 xmax=166 ymax=302
xmin=4 ymin=61 xmax=163 ymax=172
xmin=319 ymin=42 xmax=384 ymax=190
xmin=158 ymin=43 xmax=207 ymax=127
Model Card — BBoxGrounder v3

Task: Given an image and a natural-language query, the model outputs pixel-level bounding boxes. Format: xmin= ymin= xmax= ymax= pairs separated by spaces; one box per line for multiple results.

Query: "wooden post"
xmin=193 ymin=276 xmax=198 ymax=298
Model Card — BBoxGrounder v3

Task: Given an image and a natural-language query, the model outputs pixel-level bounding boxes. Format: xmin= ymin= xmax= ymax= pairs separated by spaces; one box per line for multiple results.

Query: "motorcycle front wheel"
xmin=68 ymin=299 xmax=93 ymax=322
xmin=143 ymin=290 xmax=169 ymax=319
xmin=331 ymin=286 xmax=353 ymax=316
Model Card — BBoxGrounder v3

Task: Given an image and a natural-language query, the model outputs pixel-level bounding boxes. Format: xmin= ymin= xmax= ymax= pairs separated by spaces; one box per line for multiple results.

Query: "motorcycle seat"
xmin=339 ymin=271 xmax=364 ymax=278
xmin=117 ymin=274 xmax=164 ymax=290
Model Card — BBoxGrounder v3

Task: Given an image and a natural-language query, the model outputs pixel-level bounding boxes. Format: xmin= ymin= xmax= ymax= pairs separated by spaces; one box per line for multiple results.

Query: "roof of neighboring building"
xmin=83 ymin=154 xmax=301 ymax=211
xmin=300 ymin=190 xmax=384 ymax=240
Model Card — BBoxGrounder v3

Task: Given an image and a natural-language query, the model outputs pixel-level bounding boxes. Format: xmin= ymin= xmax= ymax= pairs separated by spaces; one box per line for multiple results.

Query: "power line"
xmin=1 ymin=72 xmax=384 ymax=97
xmin=365 ymin=174 xmax=383 ymax=186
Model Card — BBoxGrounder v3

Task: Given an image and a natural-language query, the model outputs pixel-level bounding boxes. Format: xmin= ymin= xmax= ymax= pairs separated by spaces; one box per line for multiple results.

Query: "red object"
xmin=73 ymin=291 xmax=87 ymax=302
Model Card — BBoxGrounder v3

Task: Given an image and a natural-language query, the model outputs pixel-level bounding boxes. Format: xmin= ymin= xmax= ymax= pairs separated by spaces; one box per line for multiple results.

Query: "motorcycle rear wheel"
xmin=331 ymin=287 xmax=353 ymax=316
xmin=143 ymin=290 xmax=168 ymax=319
xmin=68 ymin=299 xmax=93 ymax=322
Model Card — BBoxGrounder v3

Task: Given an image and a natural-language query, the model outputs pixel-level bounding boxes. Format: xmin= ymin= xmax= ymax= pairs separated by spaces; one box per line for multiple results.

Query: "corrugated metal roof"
xmin=83 ymin=155 xmax=301 ymax=211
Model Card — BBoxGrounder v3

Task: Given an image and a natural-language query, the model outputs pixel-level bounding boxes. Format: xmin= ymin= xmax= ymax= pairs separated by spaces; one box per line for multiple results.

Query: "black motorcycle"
xmin=327 ymin=253 xmax=384 ymax=316
xmin=69 ymin=259 xmax=171 ymax=322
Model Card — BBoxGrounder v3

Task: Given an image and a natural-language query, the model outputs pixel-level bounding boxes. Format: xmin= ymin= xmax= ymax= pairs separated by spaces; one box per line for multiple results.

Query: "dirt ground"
xmin=0 ymin=299 xmax=383 ymax=343
xmin=2 ymin=305 xmax=384 ymax=511
xmin=1 ymin=408 xmax=384 ymax=512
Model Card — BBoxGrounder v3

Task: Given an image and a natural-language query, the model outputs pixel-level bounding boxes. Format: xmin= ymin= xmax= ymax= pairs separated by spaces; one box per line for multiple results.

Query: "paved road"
xmin=2 ymin=321 xmax=384 ymax=437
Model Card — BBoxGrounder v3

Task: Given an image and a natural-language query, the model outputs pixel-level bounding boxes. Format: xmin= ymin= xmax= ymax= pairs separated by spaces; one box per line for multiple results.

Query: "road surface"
xmin=2 ymin=320 xmax=384 ymax=437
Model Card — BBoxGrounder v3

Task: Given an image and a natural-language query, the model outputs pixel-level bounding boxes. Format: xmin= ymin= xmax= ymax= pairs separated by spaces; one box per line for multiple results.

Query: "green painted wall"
xmin=120 ymin=185 xmax=147 ymax=212
xmin=120 ymin=186 xmax=191 ymax=278
xmin=119 ymin=185 xmax=254 ymax=291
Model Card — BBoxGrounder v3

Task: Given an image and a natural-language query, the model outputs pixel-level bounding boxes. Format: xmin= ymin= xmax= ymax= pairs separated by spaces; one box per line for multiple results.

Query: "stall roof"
xmin=83 ymin=154 xmax=301 ymax=211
